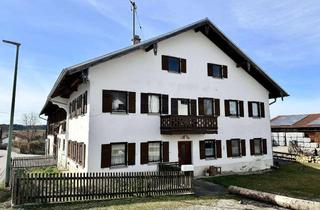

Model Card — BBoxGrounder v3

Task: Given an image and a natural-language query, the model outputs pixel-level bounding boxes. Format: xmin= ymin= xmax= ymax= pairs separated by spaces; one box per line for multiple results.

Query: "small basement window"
xmin=111 ymin=143 xmax=127 ymax=166
xmin=112 ymin=91 xmax=127 ymax=112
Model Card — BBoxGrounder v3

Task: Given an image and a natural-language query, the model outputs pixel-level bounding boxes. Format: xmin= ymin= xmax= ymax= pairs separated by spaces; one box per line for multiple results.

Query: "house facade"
xmin=41 ymin=18 xmax=288 ymax=176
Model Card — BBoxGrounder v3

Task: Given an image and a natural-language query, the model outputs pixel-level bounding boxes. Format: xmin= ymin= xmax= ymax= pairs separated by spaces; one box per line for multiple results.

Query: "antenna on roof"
xmin=129 ymin=0 xmax=141 ymax=44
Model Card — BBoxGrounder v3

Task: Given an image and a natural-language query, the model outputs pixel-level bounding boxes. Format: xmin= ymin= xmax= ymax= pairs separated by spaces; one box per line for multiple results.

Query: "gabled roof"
xmin=41 ymin=18 xmax=289 ymax=115
xmin=271 ymin=114 xmax=320 ymax=131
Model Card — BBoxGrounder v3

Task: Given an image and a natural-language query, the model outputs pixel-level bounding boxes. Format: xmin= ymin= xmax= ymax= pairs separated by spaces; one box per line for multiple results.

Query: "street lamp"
xmin=3 ymin=40 xmax=21 ymax=187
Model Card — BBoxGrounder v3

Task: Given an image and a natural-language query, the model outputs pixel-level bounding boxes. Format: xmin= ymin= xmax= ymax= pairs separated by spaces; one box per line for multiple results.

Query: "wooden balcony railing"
xmin=160 ymin=115 xmax=218 ymax=134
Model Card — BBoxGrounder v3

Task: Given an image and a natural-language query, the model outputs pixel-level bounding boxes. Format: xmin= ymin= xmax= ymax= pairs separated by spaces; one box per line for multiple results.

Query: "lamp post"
xmin=3 ymin=40 xmax=21 ymax=187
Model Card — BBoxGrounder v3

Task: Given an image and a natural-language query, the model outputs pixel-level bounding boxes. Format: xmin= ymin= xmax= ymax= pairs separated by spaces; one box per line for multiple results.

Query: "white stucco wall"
xmin=83 ymin=30 xmax=273 ymax=176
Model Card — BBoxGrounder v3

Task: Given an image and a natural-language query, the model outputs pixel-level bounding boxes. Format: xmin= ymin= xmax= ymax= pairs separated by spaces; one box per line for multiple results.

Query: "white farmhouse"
xmin=40 ymin=18 xmax=288 ymax=176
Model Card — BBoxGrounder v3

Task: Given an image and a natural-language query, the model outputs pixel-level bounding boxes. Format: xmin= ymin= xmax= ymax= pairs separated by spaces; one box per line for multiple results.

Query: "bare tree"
xmin=22 ymin=112 xmax=39 ymax=142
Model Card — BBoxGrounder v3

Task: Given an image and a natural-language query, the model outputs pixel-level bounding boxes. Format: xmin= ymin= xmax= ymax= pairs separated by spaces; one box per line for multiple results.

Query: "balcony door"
xmin=178 ymin=141 xmax=192 ymax=165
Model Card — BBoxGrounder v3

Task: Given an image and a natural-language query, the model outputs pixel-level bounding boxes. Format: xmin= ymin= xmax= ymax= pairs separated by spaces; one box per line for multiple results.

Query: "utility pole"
xmin=3 ymin=40 xmax=21 ymax=187
xmin=130 ymin=0 xmax=137 ymax=44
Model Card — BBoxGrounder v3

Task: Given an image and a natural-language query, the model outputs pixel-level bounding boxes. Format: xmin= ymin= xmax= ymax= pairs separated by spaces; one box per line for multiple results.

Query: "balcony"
xmin=160 ymin=115 xmax=218 ymax=134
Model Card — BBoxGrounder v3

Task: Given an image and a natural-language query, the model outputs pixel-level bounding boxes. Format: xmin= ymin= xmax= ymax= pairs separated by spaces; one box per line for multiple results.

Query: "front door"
xmin=178 ymin=141 xmax=192 ymax=165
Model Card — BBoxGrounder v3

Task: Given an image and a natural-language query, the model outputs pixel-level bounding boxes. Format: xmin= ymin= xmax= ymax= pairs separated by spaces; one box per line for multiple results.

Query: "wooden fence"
xmin=273 ymin=151 xmax=297 ymax=162
xmin=11 ymin=156 xmax=56 ymax=169
xmin=12 ymin=171 xmax=193 ymax=206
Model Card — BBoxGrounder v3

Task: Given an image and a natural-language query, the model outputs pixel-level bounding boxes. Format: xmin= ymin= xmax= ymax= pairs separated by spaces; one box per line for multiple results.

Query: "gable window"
xmin=102 ymin=90 xmax=136 ymax=114
xmin=162 ymin=55 xmax=187 ymax=73
xmin=168 ymin=57 xmax=180 ymax=73
xmin=148 ymin=142 xmax=161 ymax=162
xmin=225 ymin=100 xmax=244 ymax=117
xmin=111 ymin=143 xmax=127 ymax=166
xmin=112 ymin=91 xmax=127 ymax=112
xmin=207 ymin=63 xmax=228 ymax=78
xmin=250 ymin=138 xmax=267 ymax=155
xmin=226 ymin=139 xmax=246 ymax=157
xmin=248 ymin=102 xmax=265 ymax=118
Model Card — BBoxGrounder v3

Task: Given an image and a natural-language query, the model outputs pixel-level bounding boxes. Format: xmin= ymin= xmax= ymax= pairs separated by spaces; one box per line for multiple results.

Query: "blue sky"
xmin=0 ymin=0 xmax=320 ymax=124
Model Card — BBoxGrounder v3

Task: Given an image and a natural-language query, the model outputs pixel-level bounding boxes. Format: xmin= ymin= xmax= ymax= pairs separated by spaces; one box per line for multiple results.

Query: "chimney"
xmin=132 ymin=35 xmax=141 ymax=45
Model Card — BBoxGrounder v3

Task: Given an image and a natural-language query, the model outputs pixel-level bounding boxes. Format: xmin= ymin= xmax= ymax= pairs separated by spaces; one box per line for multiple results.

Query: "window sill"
xmin=250 ymin=116 xmax=261 ymax=119
xmin=147 ymin=161 xmax=161 ymax=165
xmin=205 ymin=157 xmax=217 ymax=160
xmin=110 ymin=165 xmax=128 ymax=169
xmin=110 ymin=111 xmax=128 ymax=115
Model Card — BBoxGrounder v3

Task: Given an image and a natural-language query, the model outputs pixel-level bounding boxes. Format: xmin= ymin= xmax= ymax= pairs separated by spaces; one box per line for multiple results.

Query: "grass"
xmin=26 ymin=166 xmax=60 ymax=174
xmin=1 ymin=194 xmax=236 ymax=210
xmin=205 ymin=162 xmax=320 ymax=200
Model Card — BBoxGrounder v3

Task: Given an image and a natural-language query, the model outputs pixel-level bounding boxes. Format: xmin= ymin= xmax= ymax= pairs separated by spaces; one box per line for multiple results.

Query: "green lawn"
xmin=206 ymin=162 xmax=320 ymax=200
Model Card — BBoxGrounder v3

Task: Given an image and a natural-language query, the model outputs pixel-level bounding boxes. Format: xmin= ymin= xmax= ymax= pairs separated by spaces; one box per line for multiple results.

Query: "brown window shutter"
xmin=241 ymin=139 xmax=246 ymax=156
xmin=140 ymin=142 xmax=148 ymax=164
xmin=199 ymin=140 xmax=205 ymax=159
xmin=128 ymin=92 xmax=136 ymax=113
xmin=198 ymin=98 xmax=204 ymax=115
xmin=239 ymin=101 xmax=244 ymax=117
xmin=128 ymin=143 xmax=136 ymax=165
xmin=222 ymin=65 xmax=228 ymax=78
xmin=161 ymin=94 xmax=169 ymax=114
xmin=262 ymin=138 xmax=267 ymax=154
xmin=260 ymin=102 xmax=265 ymax=118
xmin=207 ymin=63 xmax=213 ymax=76
xmin=83 ymin=91 xmax=88 ymax=114
xmin=214 ymin=99 xmax=220 ymax=116
xmin=226 ymin=140 xmax=232 ymax=157
xmin=140 ymin=93 xmax=148 ymax=113
xmin=171 ymin=98 xmax=178 ymax=115
xmin=162 ymin=55 xmax=169 ymax=71
xmin=67 ymin=141 xmax=71 ymax=157
xmin=82 ymin=144 xmax=86 ymax=168
xmin=162 ymin=142 xmax=169 ymax=162
xmin=248 ymin=102 xmax=253 ymax=117
xmin=250 ymin=139 xmax=255 ymax=155
xmin=101 ymin=144 xmax=111 ymax=168
xmin=190 ymin=99 xmax=197 ymax=116
xmin=102 ymin=90 xmax=112 ymax=113
xmin=180 ymin=58 xmax=187 ymax=73
xmin=216 ymin=140 xmax=222 ymax=158
xmin=224 ymin=100 xmax=230 ymax=116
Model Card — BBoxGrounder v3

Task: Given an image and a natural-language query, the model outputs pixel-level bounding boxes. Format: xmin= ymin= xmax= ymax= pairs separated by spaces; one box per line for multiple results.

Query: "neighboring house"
xmin=40 ymin=18 xmax=288 ymax=176
xmin=271 ymin=114 xmax=320 ymax=153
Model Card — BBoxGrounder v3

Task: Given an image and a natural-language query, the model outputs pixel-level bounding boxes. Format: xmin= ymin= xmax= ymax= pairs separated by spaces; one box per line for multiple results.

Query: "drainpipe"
xmin=269 ymin=98 xmax=277 ymax=105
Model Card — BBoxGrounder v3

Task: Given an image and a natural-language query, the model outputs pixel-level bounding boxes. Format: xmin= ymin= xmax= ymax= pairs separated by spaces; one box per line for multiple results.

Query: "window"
xmin=162 ymin=55 xmax=186 ymax=73
xmin=103 ymin=90 xmax=135 ymax=114
xmin=178 ymin=99 xmax=189 ymax=115
xmin=250 ymin=138 xmax=267 ymax=155
xmin=168 ymin=57 xmax=180 ymax=73
xmin=148 ymin=142 xmax=161 ymax=162
xmin=148 ymin=95 xmax=160 ymax=113
xmin=248 ymin=102 xmax=265 ymax=118
xmin=212 ymin=64 xmax=222 ymax=78
xmin=111 ymin=143 xmax=127 ymax=166
xmin=69 ymin=91 xmax=88 ymax=119
xmin=231 ymin=140 xmax=240 ymax=157
xmin=225 ymin=100 xmax=244 ymax=117
xmin=204 ymin=98 xmax=213 ymax=115
xmin=252 ymin=102 xmax=259 ymax=117
xmin=204 ymin=140 xmax=215 ymax=158
xmin=254 ymin=139 xmax=262 ymax=155
xmin=207 ymin=63 xmax=228 ymax=78
xmin=229 ymin=101 xmax=238 ymax=116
